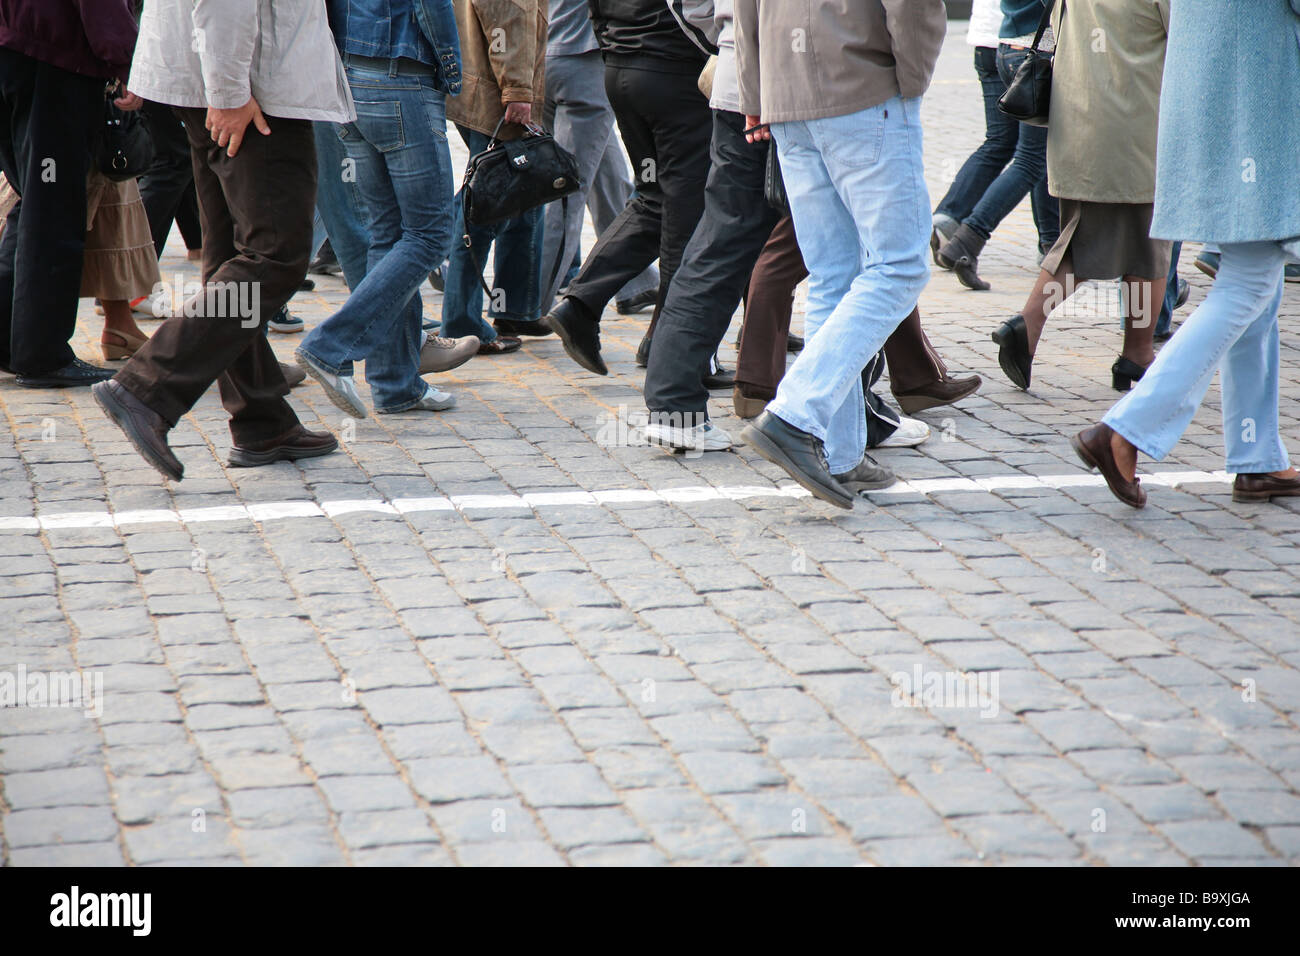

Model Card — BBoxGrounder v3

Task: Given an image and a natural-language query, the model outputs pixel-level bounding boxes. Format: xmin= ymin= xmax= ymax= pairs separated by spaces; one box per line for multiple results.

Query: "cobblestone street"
xmin=3 ymin=25 xmax=1299 ymax=866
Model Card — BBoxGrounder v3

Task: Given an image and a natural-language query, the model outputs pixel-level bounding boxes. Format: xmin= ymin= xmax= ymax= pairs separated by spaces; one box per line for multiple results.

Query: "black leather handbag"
xmin=764 ymin=140 xmax=788 ymax=214
xmin=460 ymin=116 xmax=580 ymax=296
xmin=96 ymin=83 xmax=154 ymax=182
xmin=462 ymin=117 xmax=580 ymax=227
xmin=997 ymin=0 xmax=1055 ymax=127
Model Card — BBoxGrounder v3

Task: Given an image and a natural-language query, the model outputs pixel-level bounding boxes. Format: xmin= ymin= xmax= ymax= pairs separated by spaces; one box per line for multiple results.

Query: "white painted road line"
xmin=0 ymin=471 xmax=1238 ymax=534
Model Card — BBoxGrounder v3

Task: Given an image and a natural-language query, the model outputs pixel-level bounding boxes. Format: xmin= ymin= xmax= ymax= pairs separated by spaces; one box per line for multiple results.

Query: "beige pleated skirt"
xmin=81 ymin=171 xmax=159 ymax=301
xmin=1041 ymin=199 xmax=1172 ymax=281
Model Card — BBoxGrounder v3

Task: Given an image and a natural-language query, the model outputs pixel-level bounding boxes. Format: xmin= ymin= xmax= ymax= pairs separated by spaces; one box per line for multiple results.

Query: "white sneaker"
xmin=875 ymin=416 xmax=930 ymax=448
xmin=392 ymin=382 xmax=455 ymax=412
xmin=644 ymin=420 xmax=733 ymax=452
xmin=294 ymin=349 xmax=367 ymax=419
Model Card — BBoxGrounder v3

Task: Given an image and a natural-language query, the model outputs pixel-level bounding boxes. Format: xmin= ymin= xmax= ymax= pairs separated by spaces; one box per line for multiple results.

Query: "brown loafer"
xmin=477 ymin=335 xmax=522 ymax=356
xmin=1232 ymin=472 xmax=1300 ymax=502
xmin=892 ymin=372 xmax=982 ymax=415
xmin=91 ymin=379 xmax=183 ymax=481
xmin=1070 ymin=423 xmax=1145 ymax=508
xmin=228 ymin=424 xmax=339 ymax=468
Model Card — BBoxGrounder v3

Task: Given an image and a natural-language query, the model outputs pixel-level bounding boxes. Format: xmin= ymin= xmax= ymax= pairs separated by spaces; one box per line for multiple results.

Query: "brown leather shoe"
xmin=279 ymin=361 xmax=307 ymax=388
xmin=228 ymin=424 xmax=339 ymax=468
xmin=1232 ymin=472 xmax=1300 ymax=502
xmin=91 ymin=380 xmax=184 ymax=481
xmin=892 ymin=372 xmax=982 ymax=415
xmin=1070 ymin=423 xmax=1145 ymax=508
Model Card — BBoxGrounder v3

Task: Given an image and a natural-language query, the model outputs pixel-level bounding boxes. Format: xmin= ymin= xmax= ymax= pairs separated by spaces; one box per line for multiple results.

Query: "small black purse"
xmin=998 ymin=0 xmax=1055 ymax=127
xmin=764 ymin=140 xmax=788 ymax=214
xmin=96 ymin=83 xmax=154 ymax=182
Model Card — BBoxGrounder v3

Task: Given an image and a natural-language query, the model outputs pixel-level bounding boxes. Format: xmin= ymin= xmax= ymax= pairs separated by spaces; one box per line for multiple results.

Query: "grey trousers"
xmin=542 ymin=50 xmax=657 ymax=309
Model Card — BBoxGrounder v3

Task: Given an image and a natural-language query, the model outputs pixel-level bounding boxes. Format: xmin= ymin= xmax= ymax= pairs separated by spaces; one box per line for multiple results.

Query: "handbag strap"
xmin=1031 ymin=0 xmax=1056 ymax=52
xmin=461 ymin=194 xmax=571 ymax=309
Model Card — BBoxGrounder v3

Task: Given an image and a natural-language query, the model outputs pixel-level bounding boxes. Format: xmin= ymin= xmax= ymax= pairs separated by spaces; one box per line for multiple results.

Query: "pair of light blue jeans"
xmin=766 ymin=97 xmax=932 ymax=473
xmin=1104 ymin=241 xmax=1289 ymax=473
xmin=297 ymin=63 xmax=454 ymax=412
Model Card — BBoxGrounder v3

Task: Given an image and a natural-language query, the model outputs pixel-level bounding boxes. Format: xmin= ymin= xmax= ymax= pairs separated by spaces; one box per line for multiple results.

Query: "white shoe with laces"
xmin=643 ymin=420 xmax=733 ymax=453
xmin=875 ymin=416 xmax=930 ymax=448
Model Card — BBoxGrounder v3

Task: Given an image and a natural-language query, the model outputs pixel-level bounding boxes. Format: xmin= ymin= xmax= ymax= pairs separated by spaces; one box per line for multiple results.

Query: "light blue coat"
xmin=1151 ymin=0 xmax=1300 ymax=242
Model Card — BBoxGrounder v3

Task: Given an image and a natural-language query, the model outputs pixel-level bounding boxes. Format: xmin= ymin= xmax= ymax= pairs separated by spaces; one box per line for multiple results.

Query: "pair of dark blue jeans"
xmin=934 ymin=46 xmax=1058 ymax=251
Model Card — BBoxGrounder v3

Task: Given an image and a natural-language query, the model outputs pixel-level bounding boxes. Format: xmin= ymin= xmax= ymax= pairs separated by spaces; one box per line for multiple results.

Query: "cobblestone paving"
xmin=2 ymin=26 xmax=1299 ymax=866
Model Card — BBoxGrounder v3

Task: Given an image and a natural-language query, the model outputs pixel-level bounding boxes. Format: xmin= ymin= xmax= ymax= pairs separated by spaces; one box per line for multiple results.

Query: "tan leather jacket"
xmin=446 ymin=0 xmax=547 ymax=139
xmin=734 ymin=0 xmax=946 ymax=123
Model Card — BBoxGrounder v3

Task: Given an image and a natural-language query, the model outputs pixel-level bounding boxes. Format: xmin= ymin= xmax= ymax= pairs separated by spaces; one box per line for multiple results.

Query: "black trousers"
xmin=0 ymin=48 xmax=102 ymax=375
xmin=643 ymin=109 xmax=778 ymax=420
xmin=115 ymin=109 xmax=314 ymax=444
xmin=139 ymin=99 xmax=202 ymax=258
xmin=564 ymin=64 xmax=711 ymax=326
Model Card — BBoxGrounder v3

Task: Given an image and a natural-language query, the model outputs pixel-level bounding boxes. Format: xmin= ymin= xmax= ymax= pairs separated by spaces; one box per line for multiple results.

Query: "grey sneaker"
xmin=377 ymin=382 xmax=456 ymax=414
xmin=832 ymin=455 xmax=896 ymax=494
xmin=294 ymin=349 xmax=367 ymax=419
xmin=419 ymin=333 xmax=479 ymax=374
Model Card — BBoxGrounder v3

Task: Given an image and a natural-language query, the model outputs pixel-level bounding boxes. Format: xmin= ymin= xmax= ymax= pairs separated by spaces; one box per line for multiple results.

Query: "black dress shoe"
xmin=740 ymin=411 xmax=853 ymax=509
xmin=1233 ymin=472 xmax=1300 ymax=502
xmin=702 ymin=356 xmax=735 ymax=390
xmin=229 ymin=424 xmax=338 ymax=467
xmin=544 ymin=297 xmax=606 ymax=375
xmin=1111 ymin=355 xmax=1150 ymax=392
xmin=298 ymin=277 xmax=315 ymax=292
xmin=991 ymin=314 xmax=1032 ymax=389
xmin=787 ymin=333 xmax=804 ymax=353
xmin=17 ymin=358 xmax=114 ymax=389
xmin=493 ymin=317 xmax=553 ymax=337
xmin=635 ymin=329 xmax=653 ymax=368
xmin=615 ymin=289 xmax=657 ymax=315
xmin=91 ymin=380 xmax=184 ymax=481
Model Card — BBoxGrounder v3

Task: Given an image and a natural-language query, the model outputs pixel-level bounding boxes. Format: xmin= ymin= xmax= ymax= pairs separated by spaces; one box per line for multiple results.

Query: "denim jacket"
xmin=327 ymin=0 xmax=462 ymax=94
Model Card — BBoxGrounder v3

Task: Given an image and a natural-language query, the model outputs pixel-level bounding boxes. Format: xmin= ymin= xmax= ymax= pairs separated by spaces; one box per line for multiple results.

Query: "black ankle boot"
xmin=938 ymin=224 xmax=990 ymax=291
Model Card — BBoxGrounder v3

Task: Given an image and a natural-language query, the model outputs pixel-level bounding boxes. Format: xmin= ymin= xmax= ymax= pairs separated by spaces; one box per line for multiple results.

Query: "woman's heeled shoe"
xmin=100 ymin=329 xmax=149 ymax=361
xmin=1111 ymin=356 xmax=1150 ymax=392
xmin=991 ymin=314 xmax=1033 ymax=389
xmin=937 ymin=224 xmax=991 ymax=291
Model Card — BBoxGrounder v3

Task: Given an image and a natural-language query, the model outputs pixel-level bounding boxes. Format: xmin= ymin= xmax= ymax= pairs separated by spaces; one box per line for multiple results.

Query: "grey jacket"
xmin=734 ymin=0 xmax=946 ymax=123
xmin=128 ymin=0 xmax=354 ymax=123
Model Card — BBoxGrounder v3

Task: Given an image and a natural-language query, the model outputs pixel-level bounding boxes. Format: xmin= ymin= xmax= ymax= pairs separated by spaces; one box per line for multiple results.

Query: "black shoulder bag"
xmin=997 ymin=0 xmax=1055 ymax=127
xmin=460 ymin=116 xmax=581 ymax=297
xmin=96 ymin=81 xmax=155 ymax=182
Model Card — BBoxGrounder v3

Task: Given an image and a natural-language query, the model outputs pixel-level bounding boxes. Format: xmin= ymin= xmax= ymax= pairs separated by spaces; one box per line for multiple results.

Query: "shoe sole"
xmin=294 ymin=352 xmax=368 ymax=419
xmin=644 ymin=426 xmax=731 ymax=454
xmin=268 ymin=325 xmax=305 ymax=334
xmin=16 ymin=375 xmax=112 ymax=388
xmin=740 ymin=423 xmax=854 ymax=510
xmin=1232 ymin=489 xmax=1273 ymax=502
xmin=92 ymin=383 xmax=183 ymax=481
xmin=228 ymin=439 xmax=339 ymax=467
xmin=543 ymin=314 xmax=607 ymax=375
xmin=1193 ymin=259 xmax=1218 ymax=280
xmin=875 ymin=431 xmax=929 ymax=449
xmin=990 ymin=326 xmax=1031 ymax=390
xmin=376 ymin=396 xmax=456 ymax=414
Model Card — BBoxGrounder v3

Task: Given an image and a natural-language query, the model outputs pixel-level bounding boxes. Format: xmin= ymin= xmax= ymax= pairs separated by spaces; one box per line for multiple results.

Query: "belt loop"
xmin=389 ymin=57 xmax=399 ymax=78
